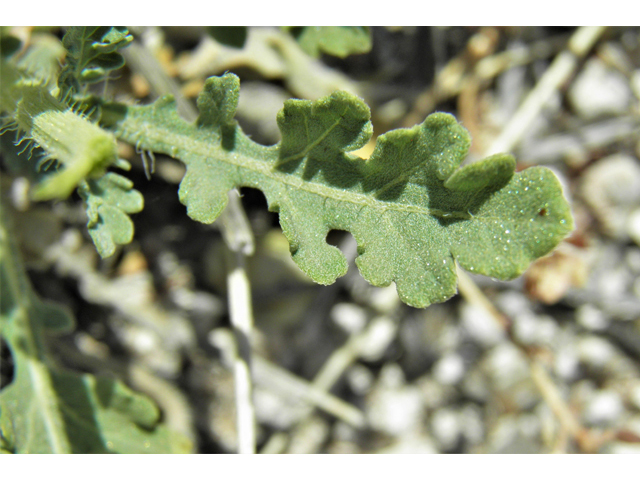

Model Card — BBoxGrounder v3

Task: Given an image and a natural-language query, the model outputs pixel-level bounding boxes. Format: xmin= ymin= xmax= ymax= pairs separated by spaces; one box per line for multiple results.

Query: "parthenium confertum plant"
xmin=99 ymin=73 xmax=573 ymax=307
xmin=0 ymin=27 xmax=574 ymax=453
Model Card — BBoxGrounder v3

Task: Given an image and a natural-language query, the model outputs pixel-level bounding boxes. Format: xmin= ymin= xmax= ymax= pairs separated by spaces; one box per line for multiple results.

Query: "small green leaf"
xmin=0 ymin=351 xmax=192 ymax=453
xmin=0 ymin=207 xmax=190 ymax=454
xmin=78 ymin=172 xmax=144 ymax=258
xmin=59 ymin=26 xmax=132 ymax=96
xmin=102 ymin=73 xmax=574 ymax=308
xmin=286 ymin=26 xmax=372 ymax=58
xmin=196 ymin=74 xmax=240 ymax=128
xmin=0 ymin=33 xmax=22 ymax=59
xmin=206 ymin=27 xmax=248 ymax=49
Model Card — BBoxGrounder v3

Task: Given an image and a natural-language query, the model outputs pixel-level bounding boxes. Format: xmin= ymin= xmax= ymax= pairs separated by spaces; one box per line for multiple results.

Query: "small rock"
xmin=554 ymin=346 xmax=580 ymax=381
xmin=331 ymin=302 xmax=367 ymax=334
xmin=607 ymin=443 xmax=640 ymax=454
xmin=512 ymin=312 xmax=539 ymax=345
xmin=583 ymin=390 xmax=624 ymax=427
xmin=576 ymin=304 xmax=610 ymax=331
xmin=358 ymin=316 xmax=397 ymax=362
xmin=375 ymin=433 xmax=438 ymax=454
xmin=629 ymin=383 xmax=640 ymax=411
xmin=432 ymin=352 xmax=465 ymax=385
xmin=569 ymin=58 xmax=633 ymax=119
xmin=253 ymin=387 xmax=308 ymax=430
xmin=597 ymin=267 xmax=633 ymax=301
xmin=580 ymin=154 xmax=640 ymax=239
xmin=486 ymin=414 xmax=542 ymax=453
xmin=459 ymin=405 xmax=485 ymax=446
xmin=628 ymin=208 xmax=640 ymax=247
xmin=495 ymin=290 xmax=532 ymax=317
xmin=625 ymin=247 xmax=640 ymax=274
xmin=460 ymin=301 xmax=505 ymax=347
xmin=346 ymin=364 xmax=374 ymax=395
xmin=366 ymin=364 xmax=424 ymax=436
xmin=631 ymin=69 xmax=640 ymax=100
xmin=430 ymin=408 xmax=461 ymax=451
xmin=577 ymin=336 xmax=616 ymax=370
xmin=417 ymin=375 xmax=457 ymax=410
xmin=287 ymin=416 xmax=330 ymax=454
xmin=484 ymin=343 xmax=530 ymax=391
xmin=483 ymin=344 xmax=540 ymax=410
xmin=460 ymin=365 xmax=491 ymax=402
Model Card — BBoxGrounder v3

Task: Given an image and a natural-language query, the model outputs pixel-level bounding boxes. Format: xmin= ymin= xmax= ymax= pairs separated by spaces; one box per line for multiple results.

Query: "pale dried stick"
xmin=403 ymin=32 xmax=570 ymax=128
xmin=225 ymin=247 xmax=256 ymax=454
xmin=252 ymin=356 xmax=367 ymax=429
xmin=456 ymin=266 xmax=592 ymax=451
xmin=485 ymin=26 xmax=607 ymax=155
xmin=123 ymin=34 xmax=258 ymax=453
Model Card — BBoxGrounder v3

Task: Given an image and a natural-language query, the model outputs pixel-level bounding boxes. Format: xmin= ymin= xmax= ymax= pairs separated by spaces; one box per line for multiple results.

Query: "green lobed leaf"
xmin=0 ymin=206 xmax=191 ymax=454
xmin=78 ymin=171 xmax=144 ymax=258
xmin=0 ymin=31 xmax=22 ymax=59
xmin=59 ymin=26 xmax=133 ymax=96
xmin=285 ymin=27 xmax=372 ymax=58
xmin=101 ymin=73 xmax=574 ymax=308
xmin=206 ymin=27 xmax=248 ymax=49
xmin=0 ymin=356 xmax=192 ymax=453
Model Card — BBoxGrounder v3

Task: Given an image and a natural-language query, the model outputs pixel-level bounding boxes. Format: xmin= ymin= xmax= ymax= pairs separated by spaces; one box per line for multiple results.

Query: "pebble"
xmin=484 ymin=344 xmax=530 ymax=391
xmin=628 ymin=208 xmax=640 ymax=247
xmin=577 ymin=336 xmax=616 ymax=370
xmin=430 ymin=408 xmax=461 ymax=451
xmin=432 ymin=352 xmax=465 ymax=385
xmin=576 ymin=304 xmax=610 ymax=331
xmin=629 ymin=383 xmax=640 ymax=411
xmin=487 ymin=414 xmax=542 ymax=454
xmin=287 ymin=416 xmax=330 ymax=454
xmin=597 ymin=267 xmax=633 ymax=301
xmin=583 ymin=390 xmax=624 ymax=427
xmin=459 ymin=405 xmax=485 ymax=446
xmin=330 ymin=302 xmax=367 ymax=334
xmin=253 ymin=387 xmax=307 ymax=430
xmin=495 ymin=290 xmax=532 ymax=318
xmin=366 ymin=386 xmax=424 ymax=437
xmin=460 ymin=365 xmax=491 ymax=402
xmin=366 ymin=364 xmax=425 ymax=436
xmin=554 ymin=346 xmax=580 ymax=381
xmin=418 ymin=376 xmax=457 ymax=410
xmin=625 ymin=248 xmax=640 ymax=274
xmin=358 ymin=316 xmax=397 ymax=362
xmin=460 ymin=301 xmax=505 ymax=347
xmin=346 ymin=364 xmax=374 ymax=395
xmin=631 ymin=69 xmax=640 ymax=100
xmin=580 ymin=154 xmax=640 ymax=239
xmin=483 ymin=344 xmax=540 ymax=410
xmin=375 ymin=434 xmax=438 ymax=454
xmin=512 ymin=312 xmax=540 ymax=345
xmin=568 ymin=58 xmax=633 ymax=119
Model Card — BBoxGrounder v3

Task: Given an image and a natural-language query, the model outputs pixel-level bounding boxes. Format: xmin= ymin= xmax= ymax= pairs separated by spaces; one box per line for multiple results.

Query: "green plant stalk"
xmin=0 ymin=206 xmax=73 ymax=453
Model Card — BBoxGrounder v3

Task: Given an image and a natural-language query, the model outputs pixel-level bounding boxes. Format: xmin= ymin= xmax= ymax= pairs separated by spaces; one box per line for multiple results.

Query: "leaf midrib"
xmin=116 ymin=108 xmax=476 ymax=221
